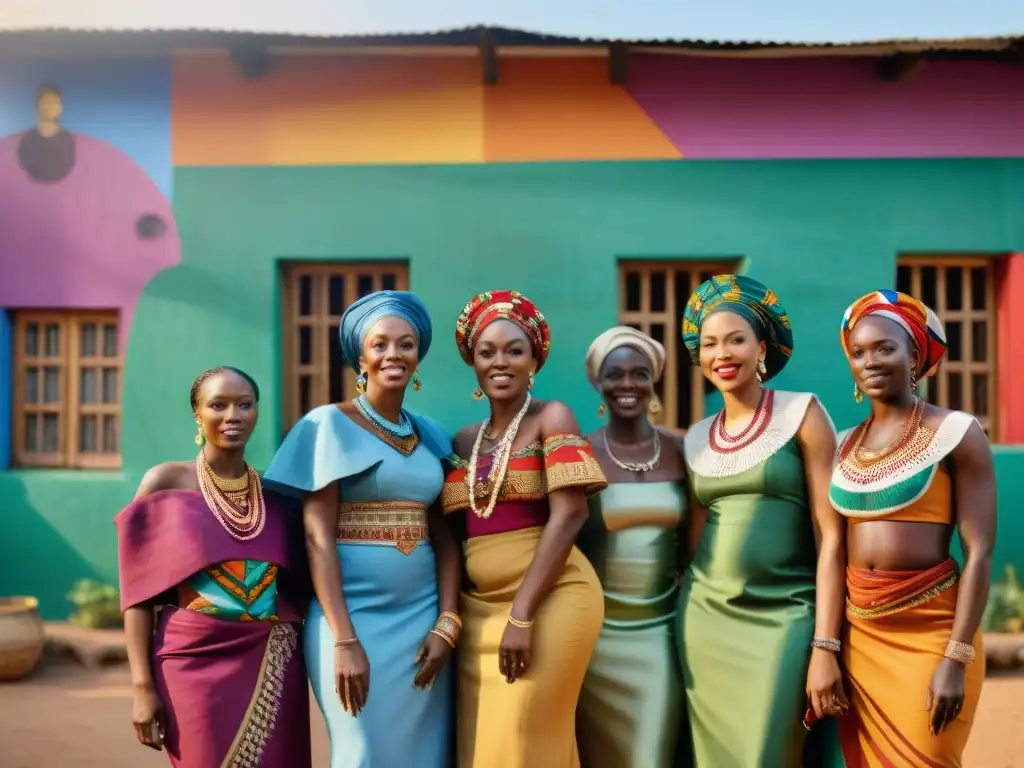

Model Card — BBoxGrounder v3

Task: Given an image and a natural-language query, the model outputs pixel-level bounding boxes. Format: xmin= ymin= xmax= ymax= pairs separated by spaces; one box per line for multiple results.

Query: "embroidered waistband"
xmin=845 ymin=558 xmax=958 ymax=620
xmin=337 ymin=500 xmax=430 ymax=556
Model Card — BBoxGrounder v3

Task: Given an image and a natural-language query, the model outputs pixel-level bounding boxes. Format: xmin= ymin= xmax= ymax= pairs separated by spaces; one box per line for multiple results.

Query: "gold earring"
xmin=356 ymin=373 xmax=367 ymax=394
xmin=853 ymin=384 xmax=863 ymax=404
xmin=472 ymin=387 xmax=484 ymax=401
xmin=412 ymin=371 xmax=422 ymax=392
xmin=195 ymin=423 xmax=204 ymax=446
xmin=528 ymin=371 xmax=535 ymax=391
xmin=910 ymin=370 xmax=918 ymax=391
xmin=756 ymin=358 xmax=767 ymax=385
xmin=597 ymin=403 xmax=607 ymax=417
xmin=648 ymin=395 xmax=662 ymax=416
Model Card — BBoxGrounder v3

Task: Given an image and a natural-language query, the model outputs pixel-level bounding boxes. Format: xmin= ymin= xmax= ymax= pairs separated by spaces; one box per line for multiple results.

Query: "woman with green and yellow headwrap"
xmin=678 ymin=275 xmax=847 ymax=767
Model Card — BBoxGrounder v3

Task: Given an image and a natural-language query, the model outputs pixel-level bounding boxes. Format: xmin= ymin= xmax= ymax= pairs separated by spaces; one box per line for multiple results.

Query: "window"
xmin=11 ymin=311 xmax=122 ymax=468
xmin=617 ymin=260 xmax=739 ymax=430
xmin=280 ymin=262 xmax=409 ymax=431
xmin=897 ymin=256 xmax=998 ymax=437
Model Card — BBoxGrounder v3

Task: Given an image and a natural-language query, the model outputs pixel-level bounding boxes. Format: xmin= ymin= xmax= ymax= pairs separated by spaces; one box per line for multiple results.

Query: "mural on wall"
xmin=171 ymin=54 xmax=1024 ymax=166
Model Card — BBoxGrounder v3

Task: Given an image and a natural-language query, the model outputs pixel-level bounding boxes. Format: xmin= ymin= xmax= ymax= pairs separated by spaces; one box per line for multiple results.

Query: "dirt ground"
xmin=1 ymin=661 xmax=1022 ymax=767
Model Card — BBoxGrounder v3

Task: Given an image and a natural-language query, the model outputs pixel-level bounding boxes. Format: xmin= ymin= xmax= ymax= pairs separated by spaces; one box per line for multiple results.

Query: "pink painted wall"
xmin=627 ymin=57 xmax=1024 ymax=159
xmin=998 ymin=254 xmax=1024 ymax=444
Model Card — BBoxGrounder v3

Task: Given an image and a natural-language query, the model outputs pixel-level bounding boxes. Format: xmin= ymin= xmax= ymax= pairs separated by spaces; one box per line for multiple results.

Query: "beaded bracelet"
xmin=432 ymin=612 xmax=462 ymax=647
xmin=810 ymin=637 xmax=842 ymax=653
xmin=945 ymin=640 xmax=975 ymax=665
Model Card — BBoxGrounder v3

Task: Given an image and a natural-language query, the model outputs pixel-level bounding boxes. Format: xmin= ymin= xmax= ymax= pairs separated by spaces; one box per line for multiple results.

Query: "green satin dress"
xmin=679 ymin=391 xmax=843 ymax=768
xmin=576 ymin=481 xmax=688 ymax=768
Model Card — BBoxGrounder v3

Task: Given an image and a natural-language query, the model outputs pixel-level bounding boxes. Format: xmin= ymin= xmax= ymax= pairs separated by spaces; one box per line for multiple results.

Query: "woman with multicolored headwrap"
xmin=832 ymin=289 xmax=995 ymax=767
xmin=441 ymin=289 xmax=607 ymax=767
xmin=575 ymin=326 xmax=691 ymax=768
xmin=678 ymin=274 xmax=847 ymax=767
xmin=264 ymin=290 xmax=459 ymax=768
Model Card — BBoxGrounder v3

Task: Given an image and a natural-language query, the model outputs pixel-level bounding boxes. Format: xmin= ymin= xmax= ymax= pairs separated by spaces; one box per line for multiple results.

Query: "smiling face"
xmin=698 ymin=309 xmax=767 ymax=394
xmin=196 ymin=370 xmax=258 ymax=450
xmin=600 ymin=346 xmax=654 ymax=420
xmin=847 ymin=315 xmax=921 ymax=401
xmin=359 ymin=316 xmax=419 ymax=394
xmin=473 ymin=320 xmax=535 ymax=403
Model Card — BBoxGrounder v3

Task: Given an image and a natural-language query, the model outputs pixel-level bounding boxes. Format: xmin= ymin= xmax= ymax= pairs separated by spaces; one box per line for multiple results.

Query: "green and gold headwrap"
xmin=681 ymin=274 xmax=794 ymax=381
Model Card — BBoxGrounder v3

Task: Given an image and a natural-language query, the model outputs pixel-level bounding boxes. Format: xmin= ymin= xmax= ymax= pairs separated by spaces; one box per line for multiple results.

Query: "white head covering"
xmin=585 ymin=326 xmax=666 ymax=390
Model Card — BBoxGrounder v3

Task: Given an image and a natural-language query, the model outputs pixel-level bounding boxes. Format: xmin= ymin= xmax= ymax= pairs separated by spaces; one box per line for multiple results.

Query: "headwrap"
xmin=455 ymin=289 xmax=551 ymax=370
xmin=338 ymin=290 xmax=432 ymax=372
xmin=585 ymin=326 xmax=666 ymax=390
xmin=681 ymin=274 xmax=794 ymax=381
xmin=840 ymin=289 xmax=947 ymax=379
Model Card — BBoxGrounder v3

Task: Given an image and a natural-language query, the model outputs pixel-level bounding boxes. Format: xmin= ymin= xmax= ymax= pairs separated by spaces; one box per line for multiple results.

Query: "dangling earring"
xmin=648 ymin=395 xmax=663 ymax=416
xmin=597 ymin=403 xmax=607 ymax=417
xmin=412 ymin=371 xmax=422 ymax=392
xmin=528 ymin=371 xmax=536 ymax=391
xmin=910 ymin=370 xmax=918 ymax=392
xmin=853 ymin=384 xmax=863 ymax=404
xmin=756 ymin=358 xmax=767 ymax=385
xmin=472 ymin=387 xmax=484 ymax=401
xmin=356 ymin=373 xmax=367 ymax=394
xmin=195 ymin=422 xmax=204 ymax=446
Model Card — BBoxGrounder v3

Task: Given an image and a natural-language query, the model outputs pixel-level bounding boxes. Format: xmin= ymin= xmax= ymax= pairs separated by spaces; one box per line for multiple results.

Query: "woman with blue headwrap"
xmin=264 ymin=290 xmax=457 ymax=767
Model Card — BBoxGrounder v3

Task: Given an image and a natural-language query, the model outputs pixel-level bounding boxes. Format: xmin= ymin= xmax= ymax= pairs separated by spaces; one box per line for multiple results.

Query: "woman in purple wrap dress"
xmin=115 ymin=367 xmax=312 ymax=768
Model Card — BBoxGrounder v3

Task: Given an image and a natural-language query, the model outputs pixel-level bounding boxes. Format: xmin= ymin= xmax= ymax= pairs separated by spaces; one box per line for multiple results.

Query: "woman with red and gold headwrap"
xmin=441 ymin=290 xmax=607 ymax=768
xmin=831 ymin=289 xmax=996 ymax=767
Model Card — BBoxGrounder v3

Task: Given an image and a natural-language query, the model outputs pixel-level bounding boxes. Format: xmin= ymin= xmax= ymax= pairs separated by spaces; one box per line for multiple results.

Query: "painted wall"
xmin=3 ymin=52 xmax=1024 ymax=617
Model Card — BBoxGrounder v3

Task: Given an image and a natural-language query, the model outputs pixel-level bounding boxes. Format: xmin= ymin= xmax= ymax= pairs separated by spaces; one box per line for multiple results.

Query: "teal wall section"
xmin=3 ymin=158 xmax=1023 ymax=617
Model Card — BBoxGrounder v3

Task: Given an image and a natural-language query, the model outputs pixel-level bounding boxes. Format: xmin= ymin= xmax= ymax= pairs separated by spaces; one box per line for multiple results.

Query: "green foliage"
xmin=66 ymin=580 xmax=123 ymax=630
xmin=982 ymin=564 xmax=1024 ymax=633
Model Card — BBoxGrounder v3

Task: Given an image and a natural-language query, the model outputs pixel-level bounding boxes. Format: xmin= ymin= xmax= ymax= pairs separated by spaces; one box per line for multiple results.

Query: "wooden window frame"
xmin=11 ymin=310 xmax=123 ymax=469
xmin=617 ymin=260 xmax=739 ymax=430
xmin=280 ymin=262 xmax=410 ymax=432
xmin=897 ymin=255 xmax=998 ymax=438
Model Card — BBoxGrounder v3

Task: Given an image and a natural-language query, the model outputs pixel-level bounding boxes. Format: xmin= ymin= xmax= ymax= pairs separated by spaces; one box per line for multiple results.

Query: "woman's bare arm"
xmin=303 ymin=482 xmax=356 ymax=640
xmin=429 ymin=504 xmax=461 ymax=616
xmin=509 ymin=403 xmax=591 ymax=622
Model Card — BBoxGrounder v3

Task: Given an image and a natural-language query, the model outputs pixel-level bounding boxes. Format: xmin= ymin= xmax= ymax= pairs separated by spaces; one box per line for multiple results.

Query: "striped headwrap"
xmin=841 ymin=289 xmax=947 ymax=379
xmin=682 ymin=274 xmax=794 ymax=381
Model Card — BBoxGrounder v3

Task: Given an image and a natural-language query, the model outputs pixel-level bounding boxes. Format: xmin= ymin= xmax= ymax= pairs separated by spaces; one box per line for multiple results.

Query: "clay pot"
xmin=0 ymin=596 xmax=45 ymax=681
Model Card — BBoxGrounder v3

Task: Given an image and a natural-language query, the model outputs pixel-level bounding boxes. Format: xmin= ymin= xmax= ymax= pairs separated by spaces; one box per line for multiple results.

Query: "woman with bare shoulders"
xmin=831 ymin=290 xmax=995 ymax=766
xmin=441 ymin=290 xmax=607 ymax=767
xmin=678 ymin=275 xmax=847 ymax=767
xmin=575 ymin=326 xmax=690 ymax=768
xmin=262 ymin=290 xmax=458 ymax=768
xmin=115 ymin=366 xmax=312 ymax=767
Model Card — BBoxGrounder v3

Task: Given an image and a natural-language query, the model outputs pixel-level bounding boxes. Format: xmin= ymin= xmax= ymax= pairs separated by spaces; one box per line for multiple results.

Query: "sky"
xmin=3 ymin=0 xmax=1024 ymax=43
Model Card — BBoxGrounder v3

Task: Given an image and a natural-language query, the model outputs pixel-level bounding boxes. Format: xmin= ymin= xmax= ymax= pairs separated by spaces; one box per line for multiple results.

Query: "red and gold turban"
xmin=455 ymin=290 xmax=552 ymax=370
xmin=841 ymin=289 xmax=947 ymax=379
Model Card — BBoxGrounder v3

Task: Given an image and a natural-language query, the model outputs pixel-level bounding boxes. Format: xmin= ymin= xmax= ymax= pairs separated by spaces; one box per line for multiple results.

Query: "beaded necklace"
xmin=605 ymin=429 xmax=661 ymax=473
xmin=467 ymin=393 xmax=532 ymax=519
xmin=837 ymin=398 xmax=930 ymax=484
xmin=196 ymin=451 xmax=266 ymax=541
xmin=708 ymin=388 xmax=774 ymax=454
xmin=354 ymin=394 xmax=420 ymax=455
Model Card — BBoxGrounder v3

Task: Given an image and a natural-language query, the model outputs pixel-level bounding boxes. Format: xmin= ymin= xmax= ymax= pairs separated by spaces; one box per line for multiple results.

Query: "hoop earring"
xmin=472 ymin=387 xmax=484 ymax=401
xmin=853 ymin=384 xmax=863 ymax=404
xmin=356 ymin=373 xmax=367 ymax=394
xmin=648 ymin=395 xmax=662 ymax=416
xmin=528 ymin=371 xmax=536 ymax=391
xmin=597 ymin=403 xmax=607 ymax=417
xmin=195 ymin=422 xmax=204 ymax=446
xmin=412 ymin=371 xmax=422 ymax=392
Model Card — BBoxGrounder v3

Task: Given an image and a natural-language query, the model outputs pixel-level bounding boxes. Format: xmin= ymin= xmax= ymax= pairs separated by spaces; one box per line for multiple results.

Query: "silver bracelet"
xmin=811 ymin=637 xmax=842 ymax=653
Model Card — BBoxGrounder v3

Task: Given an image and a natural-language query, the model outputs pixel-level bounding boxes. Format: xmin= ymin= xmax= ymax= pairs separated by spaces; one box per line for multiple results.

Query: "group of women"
xmin=116 ymin=276 xmax=996 ymax=768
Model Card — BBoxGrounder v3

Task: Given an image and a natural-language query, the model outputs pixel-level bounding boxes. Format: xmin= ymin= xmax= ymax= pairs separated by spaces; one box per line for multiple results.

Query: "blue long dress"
xmin=264 ymin=404 xmax=453 ymax=768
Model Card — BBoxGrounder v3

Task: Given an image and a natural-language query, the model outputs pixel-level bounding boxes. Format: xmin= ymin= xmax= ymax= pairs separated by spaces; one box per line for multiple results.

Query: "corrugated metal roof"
xmin=2 ymin=0 xmax=1023 ymax=45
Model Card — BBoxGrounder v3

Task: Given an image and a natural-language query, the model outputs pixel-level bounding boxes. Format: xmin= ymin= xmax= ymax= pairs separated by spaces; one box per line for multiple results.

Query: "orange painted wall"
xmin=171 ymin=55 xmax=678 ymax=166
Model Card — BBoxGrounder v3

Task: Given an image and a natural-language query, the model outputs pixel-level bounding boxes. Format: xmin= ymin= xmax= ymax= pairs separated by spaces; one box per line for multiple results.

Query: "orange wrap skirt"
xmin=839 ymin=558 xmax=984 ymax=767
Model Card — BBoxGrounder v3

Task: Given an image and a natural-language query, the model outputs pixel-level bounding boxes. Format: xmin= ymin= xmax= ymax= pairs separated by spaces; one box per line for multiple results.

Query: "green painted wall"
xmin=3 ymin=159 xmax=1023 ymax=618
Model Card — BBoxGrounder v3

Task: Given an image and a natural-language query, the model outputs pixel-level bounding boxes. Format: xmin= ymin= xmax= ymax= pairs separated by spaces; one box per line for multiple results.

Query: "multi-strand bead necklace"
xmin=196 ymin=450 xmax=266 ymax=541
xmin=837 ymin=397 xmax=928 ymax=484
xmin=466 ymin=393 xmax=532 ymax=520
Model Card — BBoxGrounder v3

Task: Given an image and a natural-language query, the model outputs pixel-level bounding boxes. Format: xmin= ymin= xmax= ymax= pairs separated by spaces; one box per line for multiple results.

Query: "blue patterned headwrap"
xmin=338 ymin=290 xmax=433 ymax=372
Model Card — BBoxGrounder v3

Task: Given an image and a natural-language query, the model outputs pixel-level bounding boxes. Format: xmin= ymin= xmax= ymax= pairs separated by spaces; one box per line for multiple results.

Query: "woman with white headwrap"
xmin=264 ymin=290 xmax=458 ymax=767
xmin=576 ymin=326 xmax=691 ymax=768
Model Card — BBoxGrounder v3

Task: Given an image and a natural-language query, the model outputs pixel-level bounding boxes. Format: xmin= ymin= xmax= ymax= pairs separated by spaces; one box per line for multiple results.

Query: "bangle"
xmin=334 ymin=637 xmax=359 ymax=649
xmin=430 ymin=628 xmax=457 ymax=649
xmin=944 ymin=640 xmax=975 ymax=665
xmin=508 ymin=615 xmax=534 ymax=629
xmin=810 ymin=637 xmax=842 ymax=653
